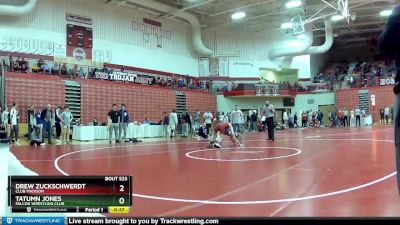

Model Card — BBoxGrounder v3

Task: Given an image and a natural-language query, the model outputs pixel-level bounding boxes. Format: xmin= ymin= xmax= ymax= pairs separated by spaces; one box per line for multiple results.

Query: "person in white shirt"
xmin=203 ymin=109 xmax=213 ymax=129
xmin=355 ymin=108 xmax=361 ymax=127
xmin=2 ymin=106 xmax=9 ymax=139
xmin=385 ymin=106 xmax=390 ymax=124
xmin=169 ymin=109 xmax=178 ymax=138
xmin=283 ymin=110 xmax=289 ymax=128
xmin=231 ymin=105 xmax=244 ymax=136
xmin=9 ymin=102 xmax=20 ymax=145
xmin=350 ymin=109 xmax=355 ymax=126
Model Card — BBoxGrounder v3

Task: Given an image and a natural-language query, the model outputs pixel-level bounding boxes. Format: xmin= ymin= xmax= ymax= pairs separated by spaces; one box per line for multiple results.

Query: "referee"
xmin=262 ymin=101 xmax=275 ymax=141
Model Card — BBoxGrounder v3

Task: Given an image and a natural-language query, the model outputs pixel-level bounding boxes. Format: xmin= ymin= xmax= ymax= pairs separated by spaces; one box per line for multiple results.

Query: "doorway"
xmin=318 ymin=104 xmax=335 ymax=125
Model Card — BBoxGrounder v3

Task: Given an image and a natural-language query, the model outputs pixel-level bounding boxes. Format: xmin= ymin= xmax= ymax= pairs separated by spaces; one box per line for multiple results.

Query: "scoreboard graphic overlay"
xmin=8 ymin=176 xmax=132 ymax=213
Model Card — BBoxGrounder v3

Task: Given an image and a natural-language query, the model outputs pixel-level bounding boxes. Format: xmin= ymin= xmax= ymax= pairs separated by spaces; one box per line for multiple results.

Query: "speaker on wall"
xmin=283 ymin=97 xmax=295 ymax=107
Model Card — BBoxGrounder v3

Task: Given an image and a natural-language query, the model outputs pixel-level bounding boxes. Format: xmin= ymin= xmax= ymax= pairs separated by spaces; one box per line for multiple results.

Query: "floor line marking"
xmin=53 ymin=138 xmax=397 ymax=205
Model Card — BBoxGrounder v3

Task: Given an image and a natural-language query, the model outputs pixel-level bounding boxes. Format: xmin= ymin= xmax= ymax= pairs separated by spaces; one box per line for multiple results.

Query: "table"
xmin=72 ymin=124 xmax=165 ymax=141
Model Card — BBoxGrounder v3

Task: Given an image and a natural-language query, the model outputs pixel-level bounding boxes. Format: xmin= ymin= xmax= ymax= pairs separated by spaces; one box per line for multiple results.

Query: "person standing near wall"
xmin=55 ymin=106 xmax=63 ymax=143
xmin=203 ymin=109 xmax=213 ymax=129
xmin=41 ymin=104 xmax=53 ymax=145
xmin=169 ymin=109 xmax=178 ymax=138
xmin=231 ymin=105 xmax=244 ymax=136
xmin=385 ymin=106 xmax=390 ymax=124
xmin=119 ymin=104 xmax=129 ymax=142
xmin=163 ymin=112 xmax=170 ymax=138
xmin=262 ymin=101 xmax=275 ymax=141
xmin=355 ymin=107 xmax=361 ymax=127
xmin=9 ymin=103 xmax=19 ymax=145
xmin=61 ymin=106 xmax=73 ymax=144
xmin=193 ymin=109 xmax=200 ymax=134
xmin=378 ymin=4 xmax=400 ymax=193
xmin=107 ymin=104 xmax=120 ymax=144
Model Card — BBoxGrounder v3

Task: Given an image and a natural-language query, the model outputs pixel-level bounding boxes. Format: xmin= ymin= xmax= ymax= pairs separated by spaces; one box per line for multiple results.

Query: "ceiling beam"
xmin=208 ymin=0 xmax=276 ymax=17
xmin=160 ymin=0 xmax=216 ymax=18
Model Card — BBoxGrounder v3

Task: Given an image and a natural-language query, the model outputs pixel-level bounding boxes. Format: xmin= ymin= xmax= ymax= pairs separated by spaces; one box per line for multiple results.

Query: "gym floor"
xmin=10 ymin=126 xmax=400 ymax=217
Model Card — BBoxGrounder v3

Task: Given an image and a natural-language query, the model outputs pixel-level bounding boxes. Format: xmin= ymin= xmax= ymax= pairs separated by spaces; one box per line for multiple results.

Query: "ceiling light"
xmin=287 ymin=40 xmax=300 ymax=47
xmin=231 ymin=11 xmax=246 ymax=20
xmin=285 ymin=0 xmax=302 ymax=8
xmin=380 ymin=9 xmax=392 ymax=17
xmin=296 ymin=34 xmax=305 ymax=39
xmin=281 ymin=22 xmax=293 ymax=29
xmin=331 ymin=15 xmax=344 ymax=21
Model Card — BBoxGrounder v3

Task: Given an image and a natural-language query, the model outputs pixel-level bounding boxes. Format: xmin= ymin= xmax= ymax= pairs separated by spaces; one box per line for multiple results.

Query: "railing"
xmin=0 ymin=56 xmax=213 ymax=93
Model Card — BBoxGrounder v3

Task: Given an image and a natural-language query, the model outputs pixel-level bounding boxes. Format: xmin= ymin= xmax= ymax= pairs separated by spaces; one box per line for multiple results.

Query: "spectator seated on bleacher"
xmin=41 ymin=63 xmax=50 ymax=74
xmin=61 ymin=63 xmax=68 ymax=76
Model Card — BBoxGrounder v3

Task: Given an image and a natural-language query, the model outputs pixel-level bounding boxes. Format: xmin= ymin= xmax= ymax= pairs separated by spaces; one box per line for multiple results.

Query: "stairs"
xmin=64 ymin=80 xmax=81 ymax=121
xmin=175 ymin=92 xmax=187 ymax=114
xmin=358 ymin=90 xmax=370 ymax=115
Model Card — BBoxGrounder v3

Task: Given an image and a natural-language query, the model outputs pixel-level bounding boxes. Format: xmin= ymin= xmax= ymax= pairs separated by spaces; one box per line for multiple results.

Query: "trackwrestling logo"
xmin=2 ymin=217 xmax=65 ymax=225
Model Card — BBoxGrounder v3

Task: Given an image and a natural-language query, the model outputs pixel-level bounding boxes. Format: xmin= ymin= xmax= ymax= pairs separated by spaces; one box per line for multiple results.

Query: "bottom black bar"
xmin=67 ymin=218 xmax=400 ymax=225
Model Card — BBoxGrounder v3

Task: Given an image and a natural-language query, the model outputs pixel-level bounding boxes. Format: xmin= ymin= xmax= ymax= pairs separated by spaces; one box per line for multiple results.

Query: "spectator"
xmin=60 ymin=106 xmax=73 ymax=144
xmin=61 ymin=63 xmax=68 ymax=76
xmin=27 ymin=106 xmax=34 ymax=139
xmin=169 ymin=109 xmax=178 ymax=138
xmin=203 ymin=109 xmax=213 ymax=129
xmin=41 ymin=63 xmax=50 ymax=74
xmin=163 ymin=112 xmax=170 ymax=138
xmin=35 ymin=108 xmax=43 ymax=141
xmin=41 ymin=104 xmax=53 ymax=145
xmin=20 ymin=58 xmax=28 ymax=73
xmin=282 ymin=110 xmax=289 ymax=127
xmin=9 ymin=103 xmax=20 ymax=145
xmin=301 ymin=111 xmax=307 ymax=128
xmin=380 ymin=108 xmax=385 ymax=124
xmin=37 ymin=58 xmax=44 ymax=68
xmin=231 ymin=105 xmax=244 ymax=136
xmin=2 ymin=106 xmax=9 ymax=139
xmin=30 ymin=126 xmax=44 ymax=146
xmin=108 ymin=104 xmax=120 ymax=144
xmin=355 ymin=107 xmax=361 ymax=127
xmin=92 ymin=118 xmax=99 ymax=126
xmin=192 ymin=109 xmax=200 ymax=134
xmin=385 ymin=106 xmax=390 ymax=124
xmin=249 ymin=111 xmax=258 ymax=132
xmin=55 ymin=106 xmax=63 ymax=143
xmin=294 ymin=112 xmax=298 ymax=128
xmin=181 ymin=110 xmax=191 ymax=138
xmin=143 ymin=118 xmax=150 ymax=125
xmin=119 ymin=104 xmax=129 ymax=142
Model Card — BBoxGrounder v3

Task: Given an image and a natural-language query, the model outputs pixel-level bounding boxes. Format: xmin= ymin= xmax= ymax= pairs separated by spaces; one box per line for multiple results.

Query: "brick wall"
xmin=336 ymin=86 xmax=395 ymax=122
xmin=4 ymin=73 xmax=220 ymax=124
xmin=80 ymin=79 xmax=177 ymax=124
xmin=336 ymin=89 xmax=359 ymax=112
xmin=5 ymin=72 xmax=65 ymax=123
xmin=369 ymin=86 xmax=395 ymax=122
xmin=185 ymin=90 xmax=217 ymax=119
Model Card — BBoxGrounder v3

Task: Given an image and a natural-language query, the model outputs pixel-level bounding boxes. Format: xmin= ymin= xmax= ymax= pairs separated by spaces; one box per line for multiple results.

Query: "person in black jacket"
xmin=379 ymin=4 xmax=400 ymax=194
xmin=40 ymin=104 xmax=53 ymax=144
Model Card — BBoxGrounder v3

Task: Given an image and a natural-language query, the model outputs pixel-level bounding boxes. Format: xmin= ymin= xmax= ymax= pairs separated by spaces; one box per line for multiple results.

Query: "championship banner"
xmin=94 ymin=71 xmax=154 ymax=85
xmin=66 ymin=14 xmax=93 ymax=65
xmin=255 ymin=84 xmax=279 ymax=96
